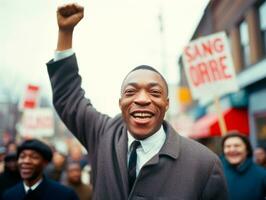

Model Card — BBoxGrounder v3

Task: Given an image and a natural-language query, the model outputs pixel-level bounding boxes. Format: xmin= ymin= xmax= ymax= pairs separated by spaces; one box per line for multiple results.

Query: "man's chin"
xmin=129 ymin=128 xmax=154 ymax=140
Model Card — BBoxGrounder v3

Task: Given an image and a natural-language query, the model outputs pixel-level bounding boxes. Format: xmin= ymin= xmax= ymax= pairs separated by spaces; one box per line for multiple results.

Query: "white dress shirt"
xmin=127 ymin=126 xmax=166 ymax=176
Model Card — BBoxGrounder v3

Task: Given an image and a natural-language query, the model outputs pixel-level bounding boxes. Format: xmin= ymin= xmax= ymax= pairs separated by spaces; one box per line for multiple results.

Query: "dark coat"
xmin=47 ymin=54 xmax=228 ymax=200
xmin=221 ymin=157 xmax=266 ymax=200
xmin=0 ymin=169 xmax=21 ymax=197
xmin=1 ymin=177 xmax=79 ymax=200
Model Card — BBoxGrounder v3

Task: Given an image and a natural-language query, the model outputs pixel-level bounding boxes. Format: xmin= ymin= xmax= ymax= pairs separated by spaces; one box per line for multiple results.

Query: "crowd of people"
xmin=0 ymin=131 xmax=265 ymax=200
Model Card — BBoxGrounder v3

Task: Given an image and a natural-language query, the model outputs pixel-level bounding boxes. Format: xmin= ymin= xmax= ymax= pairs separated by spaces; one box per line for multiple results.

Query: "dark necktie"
xmin=25 ymin=188 xmax=33 ymax=200
xmin=128 ymin=140 xmax=141 ymax=193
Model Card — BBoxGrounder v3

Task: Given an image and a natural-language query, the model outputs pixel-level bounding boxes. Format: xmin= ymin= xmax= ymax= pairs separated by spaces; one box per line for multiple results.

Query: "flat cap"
xmin=17 ymin=139 xmax=53 ymax=162
xmin=4 ymin=153 xmax=17 ymax=162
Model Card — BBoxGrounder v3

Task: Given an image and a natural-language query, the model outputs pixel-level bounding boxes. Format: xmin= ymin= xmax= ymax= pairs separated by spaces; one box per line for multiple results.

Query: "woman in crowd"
xmin=221 ymin=132 xmax=266 ymax=200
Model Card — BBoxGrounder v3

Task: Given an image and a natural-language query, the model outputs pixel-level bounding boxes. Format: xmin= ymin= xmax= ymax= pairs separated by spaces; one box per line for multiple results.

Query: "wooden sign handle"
xmin=214 ymin=96 xmax=227 ymax=136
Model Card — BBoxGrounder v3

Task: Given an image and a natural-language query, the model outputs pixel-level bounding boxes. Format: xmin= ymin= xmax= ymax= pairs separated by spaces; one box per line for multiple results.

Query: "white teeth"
xmin=133 ymin=112 xmax=152 ymax=118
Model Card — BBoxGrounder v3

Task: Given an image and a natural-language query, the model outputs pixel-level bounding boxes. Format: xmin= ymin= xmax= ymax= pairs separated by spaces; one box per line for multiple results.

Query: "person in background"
xmin=0 ymin=146 xmax=6 ymax=173
xmin=5 ymin=141 xmax=17 ymax=154
xmin=46 ymin=3 xmax=228 ymax=199
xmin=254 ymin=146 xmax=266 ymax=168
xmin=45 ymin=151 xmax=67 ymax=182
xmin=221 ymin=132 xmax=266 ymax=200
xmin=64 ymin=160 xmax=93 ymax=200
xmin=68 ymin=145 xmax=88 ymax=169
xmin=0 ymin=153 xmax=21 ymax=197
xmin=1 ymin=139 xmax=79 ymax=200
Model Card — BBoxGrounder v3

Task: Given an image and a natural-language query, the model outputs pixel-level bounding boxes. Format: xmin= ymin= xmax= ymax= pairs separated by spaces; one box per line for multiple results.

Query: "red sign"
xmin=21 ymin=84 xmax=40 ymax=109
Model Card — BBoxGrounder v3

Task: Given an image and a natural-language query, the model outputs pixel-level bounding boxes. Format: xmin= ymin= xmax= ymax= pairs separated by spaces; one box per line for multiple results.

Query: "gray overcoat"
xmin=47 ymin=54 xmax=228 ymax=200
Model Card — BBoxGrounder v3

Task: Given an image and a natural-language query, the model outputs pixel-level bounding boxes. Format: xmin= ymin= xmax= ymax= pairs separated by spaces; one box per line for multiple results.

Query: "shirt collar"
xmin=127 ymin=126 xmax=165 ymax=153
xmin=23 ymin=178 xmax=43 ymax=193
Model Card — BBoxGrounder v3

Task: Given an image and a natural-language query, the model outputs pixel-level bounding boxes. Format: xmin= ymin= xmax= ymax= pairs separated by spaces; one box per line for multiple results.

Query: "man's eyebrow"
xmin=123 ymin=82 xmax=138 ymax=88
xmin=148 ymin=82 xmax=163 ymax=88
xmin=123 ymin=82 xmax=163 ymax=90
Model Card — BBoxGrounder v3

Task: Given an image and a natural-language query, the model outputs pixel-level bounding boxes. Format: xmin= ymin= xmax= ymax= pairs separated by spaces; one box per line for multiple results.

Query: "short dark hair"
xmin=221 ymin=131 xmax=253 ymax=157
xmin=121 ymin=65 xmax=169 ymax=96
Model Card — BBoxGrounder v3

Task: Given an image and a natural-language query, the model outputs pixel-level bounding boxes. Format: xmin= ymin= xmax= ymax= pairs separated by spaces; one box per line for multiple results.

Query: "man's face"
xmin=53 ymin=152 xmax=66 ymax=168
xmin=254 ymin=148 xmax=266 ymax=165
xmin=223 ymin=137 xmax=248 ymax=165
xmin=119 ymin=69 xmax=169 ymax=139
xmin=67 ymin=163 xmax=82 ymax=184
xmin=5 ymin=159 xmax=18 ymax=172
xmin=18 ymin=149 xmax=47 ymax=182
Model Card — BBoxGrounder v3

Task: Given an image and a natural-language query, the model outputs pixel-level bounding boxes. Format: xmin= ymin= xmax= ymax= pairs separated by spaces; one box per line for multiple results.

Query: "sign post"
xmin=214 ymin=96 xmax=227 ymax=136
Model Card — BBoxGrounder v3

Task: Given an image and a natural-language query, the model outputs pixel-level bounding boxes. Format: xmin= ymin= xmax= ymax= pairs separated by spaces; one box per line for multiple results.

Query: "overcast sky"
xmin=0 ymin=0 xmax=209 ymax=116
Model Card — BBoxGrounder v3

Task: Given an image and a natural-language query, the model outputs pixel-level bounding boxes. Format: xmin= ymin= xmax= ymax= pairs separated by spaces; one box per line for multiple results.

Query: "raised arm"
xmin=48 ymin=3 xmax=112 ymax=154
xmin=56 ymin=3 xmax=84 ymax=51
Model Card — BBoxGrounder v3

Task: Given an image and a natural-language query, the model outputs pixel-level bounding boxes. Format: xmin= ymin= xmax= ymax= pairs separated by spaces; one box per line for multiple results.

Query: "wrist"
xmin=56 ymin=29 xmax=73 ymax=51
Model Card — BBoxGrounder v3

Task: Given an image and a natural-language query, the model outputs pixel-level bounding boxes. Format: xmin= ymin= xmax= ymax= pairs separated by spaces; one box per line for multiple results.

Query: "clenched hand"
xmin=57 ymin=3 xmax=84 ymax=31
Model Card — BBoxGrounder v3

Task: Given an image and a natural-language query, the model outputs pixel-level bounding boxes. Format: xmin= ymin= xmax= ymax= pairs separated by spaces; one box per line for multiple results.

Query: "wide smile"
xmin=227 ymin=152 xmax=240 ymax=157
xmin=20 ymin=166 xmax=33 ymax=174
xmin=130 ymin=111 xmax=155 ymax=124
xmin=226 ymin=152 xmax=243 ymax=161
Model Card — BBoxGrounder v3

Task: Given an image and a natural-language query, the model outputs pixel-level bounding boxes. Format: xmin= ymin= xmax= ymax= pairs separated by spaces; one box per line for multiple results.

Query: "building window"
xmin=259 ymin=1 xmax=266 ymax=56
xmin=239 ymin=20 xmax=250 ymax=68
xmin=254 ymin=111 xmax=266 ymax=147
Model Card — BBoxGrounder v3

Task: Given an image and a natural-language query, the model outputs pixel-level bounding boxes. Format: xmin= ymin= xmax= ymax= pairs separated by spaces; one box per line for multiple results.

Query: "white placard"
xmin=182 ymin=32 xmax=239 ymax=102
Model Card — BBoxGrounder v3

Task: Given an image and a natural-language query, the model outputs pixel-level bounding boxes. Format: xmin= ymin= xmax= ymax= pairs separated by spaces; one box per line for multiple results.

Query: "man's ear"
xmin=165 ymin=97 xmax=169 ymax=111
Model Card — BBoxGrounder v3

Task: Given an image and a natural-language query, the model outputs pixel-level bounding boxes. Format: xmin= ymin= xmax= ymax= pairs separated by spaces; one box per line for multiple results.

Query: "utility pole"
xmin=158 ymin=5 xmax=167 ymax=78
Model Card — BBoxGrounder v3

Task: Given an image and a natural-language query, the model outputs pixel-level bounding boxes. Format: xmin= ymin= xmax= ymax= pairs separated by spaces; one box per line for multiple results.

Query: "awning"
xmin=189 ymin=108 xmax=249 ymax=139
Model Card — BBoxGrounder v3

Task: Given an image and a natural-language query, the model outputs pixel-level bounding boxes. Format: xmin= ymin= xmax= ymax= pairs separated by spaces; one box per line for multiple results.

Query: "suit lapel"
xmin=115 ymin=126 xmax=129 ymax=196
xmin=16 ymin=182 xmax=27 ymax=199
xmin=143 ymin=121 xmax=181 ymax=168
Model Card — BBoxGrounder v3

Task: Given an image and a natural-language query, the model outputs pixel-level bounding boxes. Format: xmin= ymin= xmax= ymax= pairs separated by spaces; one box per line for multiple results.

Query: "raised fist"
xmin=57 ymin=3 xmax=84 ymax=31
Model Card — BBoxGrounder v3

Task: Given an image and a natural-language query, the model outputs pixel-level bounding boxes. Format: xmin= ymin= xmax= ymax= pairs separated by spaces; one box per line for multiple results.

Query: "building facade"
xmin=178 ymin=0 xmax=266 ymax=149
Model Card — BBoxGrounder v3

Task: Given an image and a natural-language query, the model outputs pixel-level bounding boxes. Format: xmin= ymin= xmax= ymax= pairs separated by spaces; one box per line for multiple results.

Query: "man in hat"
xmin=46 ymin=3 xmax=228 ymax=200
xmin=1 ymin=139 xmax=79 ymax=200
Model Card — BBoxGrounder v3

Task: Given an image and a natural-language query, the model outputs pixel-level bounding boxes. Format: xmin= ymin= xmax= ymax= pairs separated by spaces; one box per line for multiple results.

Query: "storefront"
xmin=190 ymin=108 xmax=249 ymax=138
xmin=248 ymin=79 xmax=266 ymax=147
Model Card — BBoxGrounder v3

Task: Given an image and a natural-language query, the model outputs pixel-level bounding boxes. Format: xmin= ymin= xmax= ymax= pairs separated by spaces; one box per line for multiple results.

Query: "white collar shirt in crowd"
xmin=23 ymin=178 xmax=43 ymax=193
xmin=127 ymin=126 xmax=166 ymax=176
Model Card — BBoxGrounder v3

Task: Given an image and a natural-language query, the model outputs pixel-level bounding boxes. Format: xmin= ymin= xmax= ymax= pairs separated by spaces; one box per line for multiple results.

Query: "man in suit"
xmin=47 ymin=3 xmax=228 ymax=199
xmin=1 ymin=139 xmax=79 ymax=200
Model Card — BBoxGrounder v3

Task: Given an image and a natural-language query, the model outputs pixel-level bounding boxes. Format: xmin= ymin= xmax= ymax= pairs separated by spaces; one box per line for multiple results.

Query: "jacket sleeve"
xmin=201 ymin=158 xmax=229 ymax=200
xmin=46 ymin=54 xmax=111 ymax=154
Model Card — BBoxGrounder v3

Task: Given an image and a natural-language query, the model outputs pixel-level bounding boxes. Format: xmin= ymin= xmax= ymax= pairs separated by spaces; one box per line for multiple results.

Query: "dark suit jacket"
xmin=1 ymin=177 xmax=79 ymax=200
xmin=47 ymin=54 xmax=228 ymax=200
